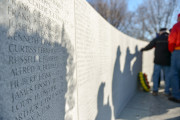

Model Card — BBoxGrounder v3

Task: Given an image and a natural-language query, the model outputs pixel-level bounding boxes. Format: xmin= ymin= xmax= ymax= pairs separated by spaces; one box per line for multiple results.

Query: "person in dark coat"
xmin=141 ymin=28 xmax=171 ymax=96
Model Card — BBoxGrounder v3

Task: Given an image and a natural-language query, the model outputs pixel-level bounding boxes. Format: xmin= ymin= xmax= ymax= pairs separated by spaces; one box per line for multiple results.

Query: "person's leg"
xmin=170 ymin=51 xmax=180 ymax=100
xmin=163 ymin=66 xmax=171 ymax=95
xmin=158 ymin=72 xmax=161 ymax=88
xmin=152 ymin=64 xmax=161 ymax=93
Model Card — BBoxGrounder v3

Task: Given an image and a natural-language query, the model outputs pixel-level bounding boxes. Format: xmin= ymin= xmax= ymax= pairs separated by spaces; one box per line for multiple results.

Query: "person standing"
xmin=168 ymin=13 xmax=180 ymax=103
xmin=141 ymin=28 xmax=171 ymax=96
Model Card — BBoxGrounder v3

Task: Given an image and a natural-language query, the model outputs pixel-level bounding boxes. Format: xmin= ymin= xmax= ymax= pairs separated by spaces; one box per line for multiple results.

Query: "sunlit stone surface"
xmin=0 ymin=0 xmax=153 ymax=120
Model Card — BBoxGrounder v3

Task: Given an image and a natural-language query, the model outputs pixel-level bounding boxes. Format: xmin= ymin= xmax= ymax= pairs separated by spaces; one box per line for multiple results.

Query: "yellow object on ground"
xmin=138 ymin=72 xmax=150 ymax=92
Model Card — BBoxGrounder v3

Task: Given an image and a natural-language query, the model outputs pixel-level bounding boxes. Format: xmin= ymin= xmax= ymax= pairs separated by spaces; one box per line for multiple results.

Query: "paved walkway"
xmin=117 ymin=83 xmax=180 ymax=120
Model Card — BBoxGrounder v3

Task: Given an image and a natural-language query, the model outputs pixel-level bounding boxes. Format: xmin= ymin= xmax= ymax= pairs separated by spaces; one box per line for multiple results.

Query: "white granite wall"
xmin=0 ymin=0 xmax=77 ymax=120
xmin=0 ymin=0 xmax=154 ymax=120
xmin=75 ymin=1 xmax=153 ymax=120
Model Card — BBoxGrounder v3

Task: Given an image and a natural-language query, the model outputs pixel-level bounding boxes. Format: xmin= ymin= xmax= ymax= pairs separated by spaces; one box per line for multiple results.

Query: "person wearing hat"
xmin=141 ymin=28 xmax=171 ymax=96
xmin=168 ymin=13 xmax=180 ymax=103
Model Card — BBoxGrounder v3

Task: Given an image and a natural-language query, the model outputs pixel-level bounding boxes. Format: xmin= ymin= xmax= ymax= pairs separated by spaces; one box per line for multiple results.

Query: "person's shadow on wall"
xmin=132 ymin=46 xmax=143 ymax=89
xmin=95 ymin=83 xmax=112 ymax=120
xmin=123 ymin=46 xmax=143 ymax=94
xmin=112 ymin=46 xmax=122 ymax=118
xmin=132 ymin=46 xmax=142 ymax=74
xmin=112 ymin=46 xmax=143 ymax=118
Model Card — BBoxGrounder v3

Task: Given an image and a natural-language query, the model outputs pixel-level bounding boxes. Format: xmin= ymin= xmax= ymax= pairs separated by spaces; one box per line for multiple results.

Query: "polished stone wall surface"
xmin=0 ymin=0 xmax=153 ymax=120
xmin=0 ymin=0 xmax=77 ymax=120
xmin=75 ymin=1 xmax=153 ymax=120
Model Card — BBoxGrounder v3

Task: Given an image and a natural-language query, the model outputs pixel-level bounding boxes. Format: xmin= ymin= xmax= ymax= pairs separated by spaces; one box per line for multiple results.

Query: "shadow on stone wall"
xmin=0 ymin=2 xmax=75 ymax=120
xmin=112 ymin=46 xmax=122 ymax=118
xmin=112 ymin=45 xmax=142 ymax=118
xmin=95 ymin=83 xmax=112 ymax=120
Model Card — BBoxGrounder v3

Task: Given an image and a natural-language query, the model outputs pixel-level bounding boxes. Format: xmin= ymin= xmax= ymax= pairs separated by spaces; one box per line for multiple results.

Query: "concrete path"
xmin=117 ymin=84 xmax=180 ymax=120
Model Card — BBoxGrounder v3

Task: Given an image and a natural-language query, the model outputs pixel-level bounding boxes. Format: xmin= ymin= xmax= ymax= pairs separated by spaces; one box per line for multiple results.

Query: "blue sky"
xmin=86 ymin=0 xmax=143 ymax=12
xmin=127 ymin=0 xmax=143 ymax=11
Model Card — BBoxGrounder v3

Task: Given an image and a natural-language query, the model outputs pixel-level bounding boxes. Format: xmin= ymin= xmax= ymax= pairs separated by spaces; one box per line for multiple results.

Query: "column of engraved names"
xmin=7 ymin=1 xmax=65 ymax=120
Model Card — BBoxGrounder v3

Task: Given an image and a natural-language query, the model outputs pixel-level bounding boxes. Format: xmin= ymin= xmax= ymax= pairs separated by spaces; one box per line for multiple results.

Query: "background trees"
xmin=89 ymin=0 xmax=133 ymax=36
xmin=130 ymin=0 xmax=178 ymax=40
xmin=87 ymin=0 xmax=178 ymax=41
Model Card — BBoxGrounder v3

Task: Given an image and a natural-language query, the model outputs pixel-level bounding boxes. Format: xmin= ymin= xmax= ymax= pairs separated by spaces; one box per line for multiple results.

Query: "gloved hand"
xmin=140 ymin=48 xmax=144 ymax=52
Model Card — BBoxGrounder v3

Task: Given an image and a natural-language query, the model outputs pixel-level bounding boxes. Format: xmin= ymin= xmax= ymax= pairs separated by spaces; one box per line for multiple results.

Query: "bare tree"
xmin=90 ymin=0 xmax=109 ymax=20
xmin=128 ymin=0 xmax=178 ymax=40
xmin=88 ymin=0 xmax=132 ymax=32
xmin=108 ymin=0 xmax=127 ymax=28
xmin=87 ymin=0 xmax=178 ymax=41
